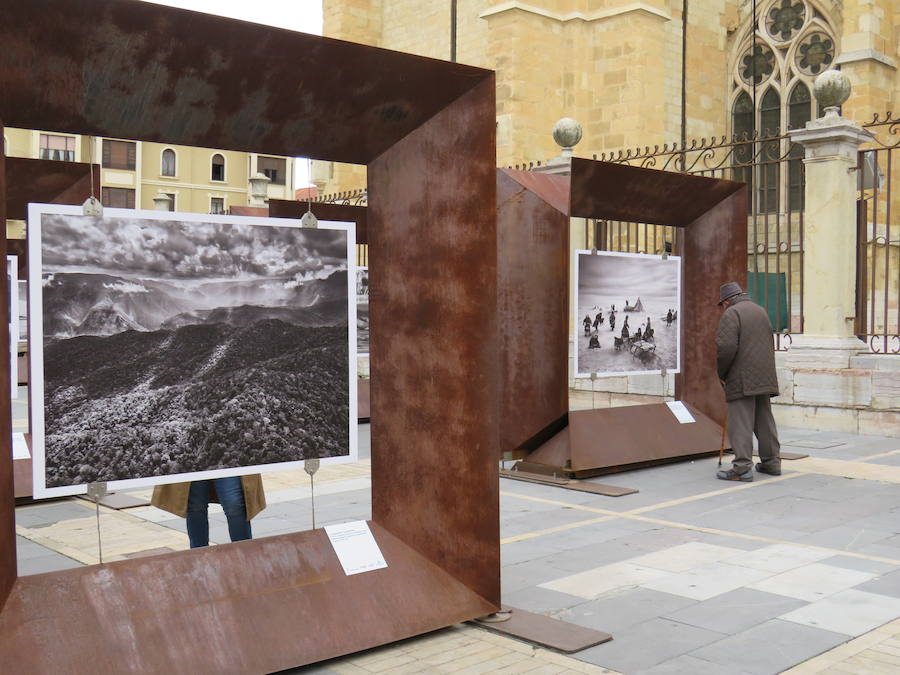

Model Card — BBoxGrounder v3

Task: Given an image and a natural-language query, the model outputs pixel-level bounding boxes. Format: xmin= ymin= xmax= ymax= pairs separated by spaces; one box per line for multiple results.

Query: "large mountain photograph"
xmin=33 ymin=210 xmax=353 ymax=493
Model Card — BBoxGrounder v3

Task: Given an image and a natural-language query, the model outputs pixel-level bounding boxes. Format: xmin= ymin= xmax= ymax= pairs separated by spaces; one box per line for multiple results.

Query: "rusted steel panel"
xmin=497 ymin=169 xmax=569 ymax=458
xmin=676 ymin=188 xmax=748 ymax=424
xmin=368 ymin=77 xmax=500 ymax=607
xmin=0 ymin=126 xmax=13 ymax=608
xmin=569 ymin=158 xmax=744 ymax=227
xmin=0 ymin=524 xmax=496 ymax=673
xmin=499 ymin=169 xmax=570 ymax=216
xmin=5 ymin=157 xmax=99 ymax=220
xmin=0 ymin=0 xmax=491 ymax=165
xmin=269 ymin=200 xmax=369 ymax=245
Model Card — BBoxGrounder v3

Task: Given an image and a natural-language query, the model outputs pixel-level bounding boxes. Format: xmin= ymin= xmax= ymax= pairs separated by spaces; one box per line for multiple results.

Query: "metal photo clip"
xmin=82 ymin=196 xmax=103 ymax=217
xmin=300 ymin=210 xmax=319 ymax=229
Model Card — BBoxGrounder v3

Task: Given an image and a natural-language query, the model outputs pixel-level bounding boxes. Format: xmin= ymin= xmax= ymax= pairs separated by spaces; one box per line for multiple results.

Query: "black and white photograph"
xmin=574 ymin=250 xmax=681 ymax=378
xmin=29 ymin=204 xmax=357 ymax=498
xmin=356 ymin=266 xmax=369 ymax=356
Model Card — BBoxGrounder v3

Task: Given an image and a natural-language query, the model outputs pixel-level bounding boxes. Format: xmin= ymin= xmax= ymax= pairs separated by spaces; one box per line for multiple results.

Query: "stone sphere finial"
xmin=552 ymin=118 xmax=582 ymax=150
xmin=814 ymin=70 xmax=851 ymax=117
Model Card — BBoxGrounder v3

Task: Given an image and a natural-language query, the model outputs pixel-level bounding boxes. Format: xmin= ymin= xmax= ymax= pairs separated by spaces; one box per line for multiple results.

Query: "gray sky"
xmin=579 ymin=254 xmax=678 ymax=301
xmin=140 ymin=1 xmax=324 ymax=189
xmin=43 ymin=214 xmax=346 ymax=281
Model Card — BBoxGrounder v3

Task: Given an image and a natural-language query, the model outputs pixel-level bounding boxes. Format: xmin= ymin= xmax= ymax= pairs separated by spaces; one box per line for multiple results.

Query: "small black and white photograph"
xmin=575 ymin=250 xmax=681 ymax=378
xmin=356 ymin=266 xmax=369 ymax=356
xmin=29 ymin=204 xmax=356 ymax=498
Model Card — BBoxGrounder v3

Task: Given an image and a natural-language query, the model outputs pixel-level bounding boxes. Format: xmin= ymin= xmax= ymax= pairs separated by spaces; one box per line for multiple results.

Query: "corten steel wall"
xmin=496 ymin=169 xmax=569 ymax=458
xmin=0 ymin=0 xmax=500 ymax=665
xmin=369 ymin=77 xmax=500 ymax=605
xmin=679 ymin=190 xmax=749 ymax=424
xmin=0 ymin=125 xmax=13 ymax=607
xmin=269 ymin=200 xmax=368 ymax=244
xmin=4 ymin=158 xmax=100 ymax=221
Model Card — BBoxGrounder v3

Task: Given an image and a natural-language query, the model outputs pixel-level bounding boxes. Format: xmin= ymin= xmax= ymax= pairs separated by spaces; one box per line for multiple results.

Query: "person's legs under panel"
xmin=186 ymin=480 xmax=211 ymax=548
xmin=727 ymin=397 xmax=755 ymax=475
xmin=214 ymin=476 xmax=252 ymax=543
xmin=754 ymin=394 xmax=781 ymax=470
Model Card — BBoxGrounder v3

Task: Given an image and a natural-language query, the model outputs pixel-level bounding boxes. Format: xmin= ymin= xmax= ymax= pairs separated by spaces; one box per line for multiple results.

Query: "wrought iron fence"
xmin=314 ymin=188 xmax=368 ymax=206
xmin=857 ymin=113 xmax=900 ymax=353
xmin=593 ymin=130 xmax=805 ymax=350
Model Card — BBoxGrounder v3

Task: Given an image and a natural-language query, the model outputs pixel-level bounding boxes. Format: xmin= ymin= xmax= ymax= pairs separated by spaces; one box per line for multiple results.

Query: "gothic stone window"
xmin=730 ymin=0 xmax=836 ymax=214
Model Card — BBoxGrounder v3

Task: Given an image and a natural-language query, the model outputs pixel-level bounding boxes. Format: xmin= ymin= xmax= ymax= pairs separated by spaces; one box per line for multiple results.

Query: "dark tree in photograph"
xmin=37 ymin=212 xmax=351 ymax=489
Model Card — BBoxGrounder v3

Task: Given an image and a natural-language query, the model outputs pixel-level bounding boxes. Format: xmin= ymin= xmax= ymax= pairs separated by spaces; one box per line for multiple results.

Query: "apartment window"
xmin=258 ymin=156 xmax=286 ymax=185
xmin=39 ymin=134 xmax=76 ymax=162
xmin=161 ymin=148 xmax=176 ymax=177
xmin=102 ymin=139 xmax=136 ymax=170
xmin=211 ymin=153 xmax=225 ymax=181
xmin=101 ymin=187 xmax=135 ymax=209
xmin=210 ymin=197 xmax=225 ymax=215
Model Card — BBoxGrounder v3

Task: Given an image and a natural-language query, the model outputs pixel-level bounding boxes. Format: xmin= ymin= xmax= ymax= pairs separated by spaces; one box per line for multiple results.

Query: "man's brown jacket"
xmin=715 ymin=295 xmax=780 ymax=402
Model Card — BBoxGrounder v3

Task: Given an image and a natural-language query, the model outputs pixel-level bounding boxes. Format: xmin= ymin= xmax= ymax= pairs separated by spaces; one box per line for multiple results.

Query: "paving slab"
xmin=748 ymin=562 xmax=877 ymax=601
xmin=688 ymin=619 xmax=849 ymax=674
xmin=779 ymin=589 xmax=900 ymax=636
xmin=820 ymin=554 xmax=900 ymax=576
xmin=628 ymin=542 xmax=745 ymax=572
xmin=501 ymin=586 xmax=586 ymax=615
xmin=18 ymin=552 xmax=83 ymax=575
xmin=14 ymin=500 xmax=94 ymax=527
xmin=640 ymin=561 xmax=773 ymax=601
xmin=855 ymin=568 xmax=900 ymax=598
xmin=728 ymin=543 xmax=834 ymax=573
xmin=541 ymin=561 xmax=671 ymax=599
xmin=576 ymin=618 xmax=726 ymax=673
xmin=638 ymin=654 xmax=754 ymax=675
xmin=662 ymin=587 xmax=808 ymax=634
xmin=555 ymin=587 xmax=697 ymax=634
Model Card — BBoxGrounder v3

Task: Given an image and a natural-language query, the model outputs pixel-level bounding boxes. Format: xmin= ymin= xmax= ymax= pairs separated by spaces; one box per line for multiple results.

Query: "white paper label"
xmin=666 ymin=401 xmax=696 ymax=424
xmin=12 ymin=432 xmax=30 ymax=460
xmin=325 ymin=520 xmax=387 ymax=576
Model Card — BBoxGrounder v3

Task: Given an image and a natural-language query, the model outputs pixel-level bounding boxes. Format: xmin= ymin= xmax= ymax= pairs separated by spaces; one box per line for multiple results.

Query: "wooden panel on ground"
xmin=500 ymin=469 xmax=638 ymax=497
xmin=473 ymin=606 xmax=612 ymax=653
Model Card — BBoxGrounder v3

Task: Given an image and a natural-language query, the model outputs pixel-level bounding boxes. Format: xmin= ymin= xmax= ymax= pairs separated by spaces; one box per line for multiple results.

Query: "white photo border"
xmin=28 ymin=203 xmax=358 ymax=499
xmin=573 ymin=248 xmax=682 ymax=379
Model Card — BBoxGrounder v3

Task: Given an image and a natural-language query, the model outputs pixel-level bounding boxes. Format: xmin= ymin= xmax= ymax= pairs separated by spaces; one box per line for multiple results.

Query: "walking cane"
xmin=718 ymin=406 xmax=729 ymax=467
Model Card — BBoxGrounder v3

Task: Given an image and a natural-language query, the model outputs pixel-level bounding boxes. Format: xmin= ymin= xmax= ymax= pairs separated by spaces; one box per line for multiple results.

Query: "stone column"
xmin=787 ymin=70 xmax=873 ymax=367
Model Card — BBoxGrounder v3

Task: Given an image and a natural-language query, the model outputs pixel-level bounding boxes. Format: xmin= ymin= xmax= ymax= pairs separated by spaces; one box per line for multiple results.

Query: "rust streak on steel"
xmin=677 ymin=188 xmax=748 ymax=423
xmin=0 ymin=0 xmax=489 ymax=165
xmin=496 ymin=169 xmax=569 ymax=459
xmin=369 ymin=76 xmax=500 ymax=606
xmin=569 ymin=158 xmax=744 ymax=227
xmin=0 ymin=123 xmax=13 ymax=609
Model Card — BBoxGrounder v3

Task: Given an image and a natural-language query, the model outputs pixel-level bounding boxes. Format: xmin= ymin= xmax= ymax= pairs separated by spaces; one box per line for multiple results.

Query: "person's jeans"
xmin=186 ymin=477 xmax=252 ymax=548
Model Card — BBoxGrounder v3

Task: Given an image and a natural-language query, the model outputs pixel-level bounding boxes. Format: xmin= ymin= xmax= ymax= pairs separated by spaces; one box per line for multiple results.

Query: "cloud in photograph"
xmin=41 ymin=214 xmax=347 ymax=280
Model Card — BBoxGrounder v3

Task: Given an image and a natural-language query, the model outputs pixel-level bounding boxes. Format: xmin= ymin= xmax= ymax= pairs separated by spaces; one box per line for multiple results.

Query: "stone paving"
xmin=12 ymin=424 xmax=900 ymax=674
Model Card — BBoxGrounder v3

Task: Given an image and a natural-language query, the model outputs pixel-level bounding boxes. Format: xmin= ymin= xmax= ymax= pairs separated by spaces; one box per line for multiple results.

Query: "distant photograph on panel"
xmin=356 ymin=266 xmax=369 ymax=356
xmin=575 ymin=250 xmax=681 ymax=378
xmin=29 ymin=204 xmax=357 ymax=498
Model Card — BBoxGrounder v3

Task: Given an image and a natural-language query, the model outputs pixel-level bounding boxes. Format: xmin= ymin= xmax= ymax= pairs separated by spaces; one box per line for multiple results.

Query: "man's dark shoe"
xmin=716 ymin=469 xmax=753 ymax=482
xmin=755 ymin=462 xmax=781 ymax=476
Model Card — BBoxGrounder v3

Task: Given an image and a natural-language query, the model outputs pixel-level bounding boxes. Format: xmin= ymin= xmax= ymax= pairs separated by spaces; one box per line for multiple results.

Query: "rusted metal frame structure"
xmin=594 ymin=130 xmax=805 ymax=350
xmin=3 ymin=157 xmax=100 ymax=499
xmin=497 ymin=159 xmax=747 ymax=474
xmin=0 ymin=1 xmax=499 ymax=670
xmin=856 ymin=114 xmax=900 ymax=354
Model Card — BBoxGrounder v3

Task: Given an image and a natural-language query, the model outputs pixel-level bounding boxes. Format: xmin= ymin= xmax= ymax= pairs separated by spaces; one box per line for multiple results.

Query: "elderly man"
xmin=715 ymin=282 xmax=781 ymax=481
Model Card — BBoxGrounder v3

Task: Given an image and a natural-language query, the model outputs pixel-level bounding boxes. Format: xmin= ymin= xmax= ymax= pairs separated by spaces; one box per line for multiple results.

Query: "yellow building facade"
xmin=317 ymin=0 xmax=898 ymax=195
xmin=3 ymin=128 xmax=294 ymax=216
